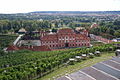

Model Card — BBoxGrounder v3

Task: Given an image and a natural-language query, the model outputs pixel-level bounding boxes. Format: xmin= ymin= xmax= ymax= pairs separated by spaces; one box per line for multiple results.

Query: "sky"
xmin=0 ymin=0 xmax=120 ymax=14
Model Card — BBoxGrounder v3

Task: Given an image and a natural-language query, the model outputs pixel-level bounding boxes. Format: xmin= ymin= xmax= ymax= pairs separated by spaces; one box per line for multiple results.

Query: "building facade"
xmin=41 ymin=28 xmax=90 ymax=49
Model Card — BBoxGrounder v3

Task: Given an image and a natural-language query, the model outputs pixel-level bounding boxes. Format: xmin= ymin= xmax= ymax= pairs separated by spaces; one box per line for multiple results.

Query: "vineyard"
xmin=0 ymin=34 xmax=17 ymax=49
xmin=0 ymin=44 xmax=116 ymax=80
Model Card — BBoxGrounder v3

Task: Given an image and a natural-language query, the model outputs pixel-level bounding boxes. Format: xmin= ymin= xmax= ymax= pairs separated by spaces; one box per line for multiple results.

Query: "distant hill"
xmin=29 ymin=11 xmax=120 ymax=14
xmin=0 ymin=11 xmax=120 ymax=20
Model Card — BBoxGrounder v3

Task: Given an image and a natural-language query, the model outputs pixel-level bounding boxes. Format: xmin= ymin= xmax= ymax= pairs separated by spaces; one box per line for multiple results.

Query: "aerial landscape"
xmin=0 ymin=0 xmax=120 ymax=80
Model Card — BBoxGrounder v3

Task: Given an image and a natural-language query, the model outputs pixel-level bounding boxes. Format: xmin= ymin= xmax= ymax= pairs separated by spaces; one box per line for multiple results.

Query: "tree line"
xmin=0 ymin=20 xmax=52 ymax=33
xmin=90 ymin=19 xmax=120 ymax=39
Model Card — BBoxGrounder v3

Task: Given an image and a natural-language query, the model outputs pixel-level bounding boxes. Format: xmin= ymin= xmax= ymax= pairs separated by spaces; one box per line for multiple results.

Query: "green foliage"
xmin=0 ymin=50 xmax=5 ymax=56
xmin=90 ymin=20 xmax=120 ymax=39
xmin=51 ymin=28 xmax=57 ymax=32
xmin=114 ymin=30 xmax=120 ymax=37
xmin=0 ymin=34 xmax=17 ymax=49
xmin=0 ymin=20 xmax=52 ymax=34
xmin=0 ymin=43 xmax=116 ymax=80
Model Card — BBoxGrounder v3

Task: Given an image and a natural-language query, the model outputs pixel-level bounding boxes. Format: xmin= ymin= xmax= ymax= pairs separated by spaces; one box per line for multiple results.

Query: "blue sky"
xmin=0 ymin=0 xmax=120 ymax=13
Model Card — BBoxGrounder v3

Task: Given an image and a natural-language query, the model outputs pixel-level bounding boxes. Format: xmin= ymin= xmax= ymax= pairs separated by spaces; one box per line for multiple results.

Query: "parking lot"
xmin=57 ymin=56 xmax=120 ymax=80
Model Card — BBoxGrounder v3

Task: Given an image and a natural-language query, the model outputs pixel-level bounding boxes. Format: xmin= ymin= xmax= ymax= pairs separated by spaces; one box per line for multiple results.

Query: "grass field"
xmin=91 ymin=41 xmax=104 ymax=46
xmin=37 ymin=52 xmax=115 ymax=80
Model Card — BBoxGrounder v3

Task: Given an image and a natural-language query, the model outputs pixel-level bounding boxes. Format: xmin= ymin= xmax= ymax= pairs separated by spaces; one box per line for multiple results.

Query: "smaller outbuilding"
xmin=18 ymin=28 xmax=27 ymax=34
xmin=94 ymin=51 xmax=101 ymax=56
xmin=81 ymin=54 xmax=87 ymax=59
xmin=69 ymin=58 xmax=76 ymax=61
xmin=112 ymin=38 xmax=120 ymax=42
xmin=68 ymin=58 xmax=76 ymax=65
xmin=88 ymin=53 xmax=94 ymax=58
xmin=115 ymin=49 xmax=120 ymax=56
xmin=75 ymin=56 xmax=82 ymax=61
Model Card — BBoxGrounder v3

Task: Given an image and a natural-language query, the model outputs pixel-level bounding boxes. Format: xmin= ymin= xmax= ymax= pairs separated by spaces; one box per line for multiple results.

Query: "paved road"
xmin=13 ymin=34 xmax=23 ymax=45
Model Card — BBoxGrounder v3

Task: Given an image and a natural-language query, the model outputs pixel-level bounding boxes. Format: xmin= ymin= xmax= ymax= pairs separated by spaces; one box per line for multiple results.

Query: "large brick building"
xmin=7 ymin=28 xmax=90 ymax=51
xmin=41 ymin=28 xmax=90 ymax=49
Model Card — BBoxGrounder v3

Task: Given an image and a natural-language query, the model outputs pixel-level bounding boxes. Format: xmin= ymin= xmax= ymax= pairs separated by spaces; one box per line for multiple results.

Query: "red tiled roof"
xmin=7 ymin=45 xmax=19 ymax=51
xmin=90 ymin=23 xmax=98 ymax=29
xmin=7 ymin=45 xmax=51 ymax=51
xmin=83 ymin=30 xmax=88 ymax=33
xmin=30 ymin=46 xmax=51 ymax=51
xmin=41 ymin=28 xmax=90 ymax=41
xmin=18 ymin=45 xmax=51 ymax=51
xmin=57 ymin=28 xmax=74 ymax=34
xmin=75 ymin=34 xmax=89 ymax=40
xmin=41 ymin=34 xmax=58 ymax=41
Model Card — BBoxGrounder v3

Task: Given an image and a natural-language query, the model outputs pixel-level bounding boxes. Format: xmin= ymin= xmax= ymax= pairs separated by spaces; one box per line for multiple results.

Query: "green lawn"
xmin=90 ymin=41 xmax=104 ymax=46
xmin=37 ymin=52 xmax=115 ymax=80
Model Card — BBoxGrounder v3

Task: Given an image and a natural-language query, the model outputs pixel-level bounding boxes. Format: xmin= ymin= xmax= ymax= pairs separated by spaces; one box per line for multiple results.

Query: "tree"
xmin=114 ymin=31 xmax=120 ymax=38
xmin=0 ymin=50 xmax=5 ymax=56
xmin=113 ymin=20 xmax=120 ymax=25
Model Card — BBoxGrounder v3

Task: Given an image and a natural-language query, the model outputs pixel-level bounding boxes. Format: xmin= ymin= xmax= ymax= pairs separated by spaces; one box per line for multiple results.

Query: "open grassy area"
xmin=37 ymin=52 xmax=115 ymax=80
xmin=91 ymin=41 xmax=104 ymax=46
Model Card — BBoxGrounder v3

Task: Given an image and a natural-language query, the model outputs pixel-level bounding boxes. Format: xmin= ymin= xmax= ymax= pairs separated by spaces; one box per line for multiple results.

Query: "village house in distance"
xmin=7 ymin=28 xmax=90 ymax=51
